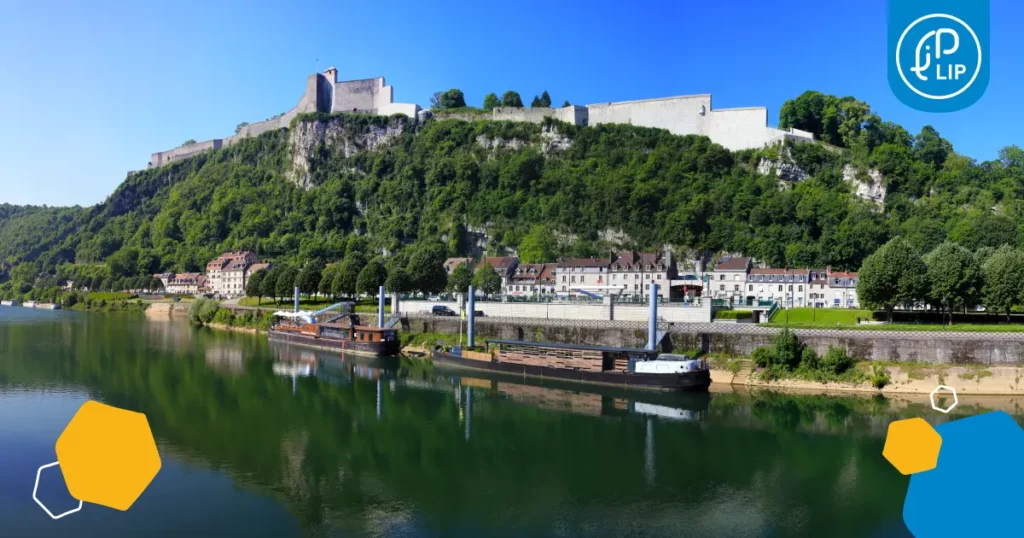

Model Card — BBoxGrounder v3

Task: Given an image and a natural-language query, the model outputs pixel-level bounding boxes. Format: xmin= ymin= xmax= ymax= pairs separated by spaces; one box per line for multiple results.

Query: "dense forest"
xmin=1 ymin=90 xmax=1023 ymax=300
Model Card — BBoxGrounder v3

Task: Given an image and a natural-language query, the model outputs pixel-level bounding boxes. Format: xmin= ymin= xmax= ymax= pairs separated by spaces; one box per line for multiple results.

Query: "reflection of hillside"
xmin=3 ymin=315 xmax=995 ymax=536
xmin=205 ymin=345 xmax=245 ymax=375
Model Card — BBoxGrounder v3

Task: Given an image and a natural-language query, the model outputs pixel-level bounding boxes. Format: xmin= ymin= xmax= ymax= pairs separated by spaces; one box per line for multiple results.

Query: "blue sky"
xmin=1 ymin=0 xmax=1021 ymax=206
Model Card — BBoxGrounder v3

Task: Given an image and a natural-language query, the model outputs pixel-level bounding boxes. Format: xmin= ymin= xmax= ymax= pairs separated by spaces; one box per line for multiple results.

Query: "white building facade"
xmin=206 ymin=251 xmax=260 ymax=298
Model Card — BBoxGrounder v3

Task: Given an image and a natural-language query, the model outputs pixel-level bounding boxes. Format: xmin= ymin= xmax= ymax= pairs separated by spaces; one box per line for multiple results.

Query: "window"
xmin=720 ymin=285 xmax=725 ymax=291
xmin=719 ymin=275 xmax=725 ymax=281
xmin=635 ymin=274 xmax=639 ymax=280
xmin=571 ymin=276 xmax=576 ymax=283
xmin=645 ymin=274 xmax=650 ymax=280
xmin=581 ymin=276 xmax=585 ymax=283
xmin=788 ymin=285 xmax=793 ymax=292
xmin=778 ymin=285 xmax=783 ymax=292
xmin=798 ymin=285 xmax=803 ymax=292
xmin=613 ymin=274 xmax=617 ymax=280
xmin=635 ymin=284 xmax=639 ymax=290
xmin=562 ymin=276 xmax=566 ymax=282
xmin=657 ymin=274 xmax=663 ymax=280
xmin=748 ymin=285 xmax=753 ymax=292
xmin=734 ymin=285 xmax=739 ymax=291
xmin=646 ymin=284 xmax=650 ymax=290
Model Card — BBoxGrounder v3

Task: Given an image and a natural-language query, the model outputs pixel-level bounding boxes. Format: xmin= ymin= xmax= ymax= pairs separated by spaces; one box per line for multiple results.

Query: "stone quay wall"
xmin=405 ymin=314 xmax=1024 ymax=365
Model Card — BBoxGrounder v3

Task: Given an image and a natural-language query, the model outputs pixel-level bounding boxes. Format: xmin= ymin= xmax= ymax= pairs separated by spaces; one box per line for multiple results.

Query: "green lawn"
xmin=768 ymin=308 xmax=874 ymax=327
xmin=768 ymin=307 xmax=1024 ymax=332
xmin=237 ymin=296 xmax=391 ymax=313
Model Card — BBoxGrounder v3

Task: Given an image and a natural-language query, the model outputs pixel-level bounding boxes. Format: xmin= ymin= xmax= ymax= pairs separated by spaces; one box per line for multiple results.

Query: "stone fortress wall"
xmin=148 ymin=66 xmax=422 ymax=168
xmin=148 ymin=66 xmax=815 ymax=168
xmin=460 ymin=94 xmax=815 ymax=152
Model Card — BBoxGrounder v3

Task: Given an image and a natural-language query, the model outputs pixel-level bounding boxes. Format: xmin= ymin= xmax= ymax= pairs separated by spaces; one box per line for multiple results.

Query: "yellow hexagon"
xmin=882 ymin=417 xmax=942 ymax=475
xmin=55 ymin=400 xmax=161 ymax=511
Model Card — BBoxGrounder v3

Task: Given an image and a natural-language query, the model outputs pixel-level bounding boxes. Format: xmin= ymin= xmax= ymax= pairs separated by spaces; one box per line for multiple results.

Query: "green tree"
xmin=530 ymin=95 xmax=543 ymax=107
xmin=856 ymin=238 xmax=928 ymax=321
xmin=385 ymin=266 xmax=410 ymax=295
xmin=501 ymin=91 xmax=523 ymax=108
xmin=333 ymin=254 xmax=365 ymax=299
xmin=982 ymin=246 xmax=1024 ymax=321
xmin=562 ymin=100 xmax=571 ymax=107
xmin=913 ymin=126 xmax=953 ymax=169
xmin=923 ymin=242 xmax=982 ymax=322
xmin=183 ymin=139 xmax=197 ymax=145
xmin=356 ymin=258 xmax=387 ymax=297
xmin=261 ymin=265 xmax=280 ymax=303
xmin=245 ymin=269 xmax=266 ymax=304
xmin=540 ymin=90 xmax=551 ymax=107
xmin=471 ymin=261 xmax=502 ymax=296
xmin=319 ymin=263 xmax=340 ymax=298
xmin=405 ymin=243 xmax=448 ymax=294
xmin=431 ymin=89 xmax=466 ymax=110
xmin=235 ymin=122 xmax=249 ymax=134
xmin=298 ymin=259 xmax=323 ymax=298
xmin=518 ymin=225 xmax=555 ymax=263
xmin=107 ymin=246 xmax=141 ymax=277
xmin=275 ymin=265 xmax=300 ymax=305
xmin=447 ymin=263 xmax=473 ymax=294
xmin=482 ymin=93 xmax=501 ymax=110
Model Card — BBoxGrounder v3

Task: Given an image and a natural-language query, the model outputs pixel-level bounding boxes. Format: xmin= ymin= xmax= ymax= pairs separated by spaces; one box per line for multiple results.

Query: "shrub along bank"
xmin=188 ymin=298 xmax=274 ymax=332
xmin=750 ymin=329 xmax=890 ymax=388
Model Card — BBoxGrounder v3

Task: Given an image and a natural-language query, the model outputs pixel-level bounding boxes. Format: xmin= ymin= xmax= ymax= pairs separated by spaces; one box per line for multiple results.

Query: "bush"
xmin=212 ymin=308 xmax=235 ymax=326
xmin=820 ymin=346 xmax=853 ymax=375
xmin=752 ymin=347 xmax=774 ymax=368
xmin=870 ymin=364 xmax=891 ymax=389
xmin=800 ymin=346 xmax=819 ymax=370
xmin=188 ymin=298 xmax=221 ymax=324
xmin=714 ymin=310 xmax=752 ymax=320
xmin=772 ymin=330 xmax=803 ymax=369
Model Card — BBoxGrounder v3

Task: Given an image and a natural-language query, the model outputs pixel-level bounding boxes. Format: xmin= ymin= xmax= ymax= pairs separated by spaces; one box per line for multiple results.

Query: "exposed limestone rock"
xmin=843 ymin=164 xmax=886 ymax=205
xmin=475 ymin=135 xmax=527 ymax=151
xmin=289 ymin=117 xmax=407 ymax=187
xmin=757 ymin=157 xmax=808 ymax=182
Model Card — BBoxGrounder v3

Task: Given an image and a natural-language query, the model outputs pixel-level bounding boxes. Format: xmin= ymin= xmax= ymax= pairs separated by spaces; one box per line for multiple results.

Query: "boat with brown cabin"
xmin=268 ymin=309 xmax=400 ymax=357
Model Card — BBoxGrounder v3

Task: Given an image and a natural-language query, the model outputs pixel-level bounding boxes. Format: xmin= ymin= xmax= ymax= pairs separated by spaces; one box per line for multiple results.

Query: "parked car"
xmin=474 ymin=310 xmax=485 ymax=317
xmin=431 ymin=305 xmax=457 ymax=317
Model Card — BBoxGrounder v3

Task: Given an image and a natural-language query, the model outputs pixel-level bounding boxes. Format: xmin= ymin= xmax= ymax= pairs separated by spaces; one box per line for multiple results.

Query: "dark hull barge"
xmin=269 ymin=312 xmax=399 ymax=358
xmin=431 ymin=339 xmax=711 ymax=392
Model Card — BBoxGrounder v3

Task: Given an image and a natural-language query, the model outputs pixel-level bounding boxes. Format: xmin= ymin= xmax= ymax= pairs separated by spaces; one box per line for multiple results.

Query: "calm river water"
xmin=0 ymin=306 xmax=977 ymax=537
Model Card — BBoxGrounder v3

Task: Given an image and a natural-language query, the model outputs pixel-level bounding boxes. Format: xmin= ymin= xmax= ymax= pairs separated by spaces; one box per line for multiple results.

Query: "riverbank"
xmin=710 ymin=360 xmax=1024 ymax=395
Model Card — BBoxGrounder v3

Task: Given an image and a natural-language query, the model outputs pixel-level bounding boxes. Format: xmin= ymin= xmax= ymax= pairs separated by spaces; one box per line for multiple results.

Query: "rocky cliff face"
xmin=843 ymin=164 xmax=886 ymax=206
xmin=288 ymin=116 xmax=409 ymax=187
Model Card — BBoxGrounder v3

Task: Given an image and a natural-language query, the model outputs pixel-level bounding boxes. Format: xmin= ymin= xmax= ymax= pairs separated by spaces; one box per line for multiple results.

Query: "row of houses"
xmin=445 ymin=252 xmax=860 ymax=307
xmin=711 ymin=256 xmax=859 ymax=308
xmin=444 ymin=251 xmax=681 ymax=300
xmin=156 ymin=251 xmax=269 ymax=298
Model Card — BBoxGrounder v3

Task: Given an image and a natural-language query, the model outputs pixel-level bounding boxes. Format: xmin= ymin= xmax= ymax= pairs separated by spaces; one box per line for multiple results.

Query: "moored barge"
xmin=431 ymin=339 xmax=711 ymax=392
xmin=268 ymin=311 xmax=399 ymax=357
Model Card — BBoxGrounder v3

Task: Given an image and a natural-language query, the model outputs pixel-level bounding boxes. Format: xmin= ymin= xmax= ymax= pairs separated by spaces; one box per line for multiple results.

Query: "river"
xmin=0 ymin=306 xmax=971 ymax=537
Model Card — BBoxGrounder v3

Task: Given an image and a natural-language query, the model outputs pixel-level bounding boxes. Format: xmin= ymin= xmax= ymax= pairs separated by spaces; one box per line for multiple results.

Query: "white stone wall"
xmin=331 ymin=77 xmax=383 ymax=112
xmin=400 ymin=300 xmax=712 ymax=323
xmin=150 ymin=139 xmax=222 ymax=168
xmin=587 ymin=95 xmax=712 ymax=136
xmin=377 ymin=102 xmax=420 ymax=118
xmin=706 ymin=107 xmax=773 ymax=151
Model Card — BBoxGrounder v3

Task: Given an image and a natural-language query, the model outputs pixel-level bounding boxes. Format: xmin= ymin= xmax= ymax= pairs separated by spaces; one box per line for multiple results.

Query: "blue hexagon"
xmin=903 ymin=411 xmax=1024 ymax=537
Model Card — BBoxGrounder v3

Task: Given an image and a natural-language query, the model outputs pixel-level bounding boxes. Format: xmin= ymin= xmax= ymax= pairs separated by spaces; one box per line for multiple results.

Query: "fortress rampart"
xmin=148 ymin=67 xmax=422 ymax=168
xmin=148 ymin=67 xmax=814 ymax=168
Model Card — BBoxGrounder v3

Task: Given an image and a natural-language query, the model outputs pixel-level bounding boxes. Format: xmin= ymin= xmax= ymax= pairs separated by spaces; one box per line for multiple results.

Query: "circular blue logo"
xmin=896 ymin=13 xmax=982 ymax=101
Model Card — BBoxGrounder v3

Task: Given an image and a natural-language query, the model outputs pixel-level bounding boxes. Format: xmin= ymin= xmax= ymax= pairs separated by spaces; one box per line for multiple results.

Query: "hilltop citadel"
xmin=148 ymin=66 xmax=815 ymax=168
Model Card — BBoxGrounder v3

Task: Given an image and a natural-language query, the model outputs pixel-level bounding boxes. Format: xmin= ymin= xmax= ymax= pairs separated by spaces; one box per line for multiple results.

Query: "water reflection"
xmin=0 ymin=312 xmax=954 ymax=537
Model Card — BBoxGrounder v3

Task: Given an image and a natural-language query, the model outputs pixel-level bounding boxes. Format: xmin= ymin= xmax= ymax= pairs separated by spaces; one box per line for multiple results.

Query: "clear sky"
xmin=1 ymin=0 xmax=1021 ymax=207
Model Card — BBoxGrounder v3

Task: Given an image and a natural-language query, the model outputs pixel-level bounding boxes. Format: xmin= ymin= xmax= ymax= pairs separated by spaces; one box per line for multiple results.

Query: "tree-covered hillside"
xmin=2 ymin=91 xmax=1023 ymax=294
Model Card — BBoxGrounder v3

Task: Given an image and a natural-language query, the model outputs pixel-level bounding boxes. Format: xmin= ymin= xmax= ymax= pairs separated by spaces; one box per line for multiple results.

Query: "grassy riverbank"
xmin=237 ymin=296 xmax=390 ymax=314
xmin=768 ymin=307 xmax=1024 ymax=332
xmin=189 ymin=298 xmax=273 ymax=332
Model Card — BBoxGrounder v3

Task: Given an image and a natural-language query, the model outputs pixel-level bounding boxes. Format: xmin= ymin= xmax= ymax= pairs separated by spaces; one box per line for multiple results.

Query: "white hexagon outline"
xmin=33 ymin=461 xmax=83 ymax=520
xmin=930 ymin=384 xmax=959 ymax=414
